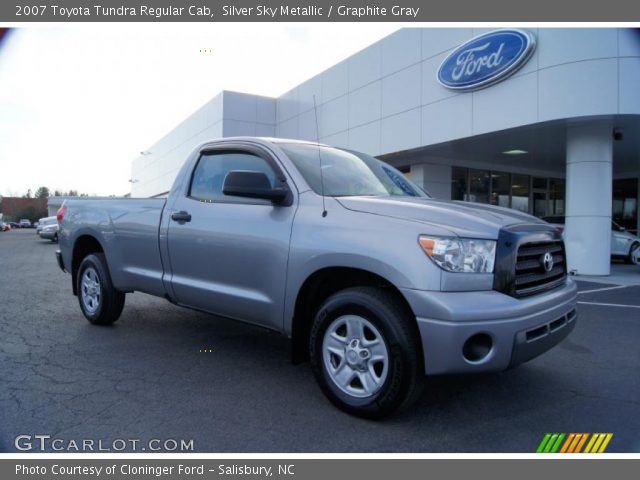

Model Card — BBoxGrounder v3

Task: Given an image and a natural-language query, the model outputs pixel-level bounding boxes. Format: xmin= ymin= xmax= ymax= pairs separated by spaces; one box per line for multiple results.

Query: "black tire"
xmin=626 ymin=242 xmax=639 ymax=264
xmin=51 ymin=233 xmax=58 ymax=243
xmin=77 ymin=253 xmax=125 ymax=325
xmin=309 ymin=286 xmax=424 ymax=419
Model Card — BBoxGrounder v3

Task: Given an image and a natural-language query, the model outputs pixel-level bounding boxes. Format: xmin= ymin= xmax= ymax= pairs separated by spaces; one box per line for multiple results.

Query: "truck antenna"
xmin=313 ymin=95 xmax=327 ymax=218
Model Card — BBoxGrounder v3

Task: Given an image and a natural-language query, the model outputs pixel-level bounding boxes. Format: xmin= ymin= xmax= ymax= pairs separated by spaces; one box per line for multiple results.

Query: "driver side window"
xmin=190 ymin=151 xmax=277 ymax=202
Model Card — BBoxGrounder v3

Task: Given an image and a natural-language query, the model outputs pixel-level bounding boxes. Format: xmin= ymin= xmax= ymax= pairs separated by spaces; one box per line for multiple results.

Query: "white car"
xmin=36 ymin=216 xmax=57 ymax=235
xmin=39 ymin=222 xmax=59 ymax=242
xmin=543 ymin=216 xmax=640 ymax=264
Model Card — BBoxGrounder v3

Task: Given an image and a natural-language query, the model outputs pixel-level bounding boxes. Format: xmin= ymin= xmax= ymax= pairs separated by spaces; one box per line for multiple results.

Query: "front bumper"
xmin=55 ymin=250 xmax=65 ymax=272
xmin=400 ymin=279 xmax=578 ymax=375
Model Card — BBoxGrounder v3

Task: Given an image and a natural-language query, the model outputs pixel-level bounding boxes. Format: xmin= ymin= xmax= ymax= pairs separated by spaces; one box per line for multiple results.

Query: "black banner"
xmin=3 ymin=0 xmax=640 ymax=22
xmin=3 ymin=459 xmax=640 ymax=480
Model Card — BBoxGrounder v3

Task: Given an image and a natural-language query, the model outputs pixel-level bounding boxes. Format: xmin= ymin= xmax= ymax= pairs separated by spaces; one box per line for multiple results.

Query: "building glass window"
xmin=511 ymin=174 xmax=530 ymax=213
xmin=549 ymin=178 xmax=565 ymax=216
xmin=613 ymin=178 xmax=638 ymax=233
xmin=449 ymin=168 xmax=566 ymax=217
xmin=490 ymin=171 xmax=510 ymax=208
xmin=451 ymin=167 xmax=468 ymax=201
xmin=532 ymin=177 xmax=549 ymax=217
xmin=533 ymin=191 xmax=547 ymax=217
xmin=469 ymin=169 xmax=490 ymax=204
xmin=532 ymin=177 xmax=548 ymax=190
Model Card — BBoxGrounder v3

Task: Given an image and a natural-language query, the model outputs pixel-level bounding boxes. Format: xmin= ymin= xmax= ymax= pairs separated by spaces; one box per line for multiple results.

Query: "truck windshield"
xmin=279 ymin=143 xmax=429 ymax=198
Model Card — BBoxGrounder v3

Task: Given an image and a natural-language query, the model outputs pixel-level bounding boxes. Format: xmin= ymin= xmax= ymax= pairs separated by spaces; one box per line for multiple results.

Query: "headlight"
xmin=419 ymin=235 xmax=496 ymax=273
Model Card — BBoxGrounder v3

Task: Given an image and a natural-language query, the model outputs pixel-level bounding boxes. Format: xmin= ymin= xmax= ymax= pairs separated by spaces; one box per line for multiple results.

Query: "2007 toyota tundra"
xmin=56 ymin=137 xmax=577 ymax=418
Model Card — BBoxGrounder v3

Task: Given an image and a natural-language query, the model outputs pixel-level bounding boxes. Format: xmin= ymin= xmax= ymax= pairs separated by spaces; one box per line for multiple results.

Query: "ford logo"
xmin=437 ymin=29 xmax=536 ymax=91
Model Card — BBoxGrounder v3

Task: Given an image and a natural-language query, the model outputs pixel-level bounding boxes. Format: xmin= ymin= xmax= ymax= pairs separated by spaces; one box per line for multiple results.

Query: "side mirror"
xmin=222 ymin=170 xmax=289 ymax=204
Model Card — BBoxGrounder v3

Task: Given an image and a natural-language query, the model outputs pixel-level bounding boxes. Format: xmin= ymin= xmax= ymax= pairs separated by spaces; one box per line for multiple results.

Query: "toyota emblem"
xmin=541 ymin=252 xmax=554 ymax=272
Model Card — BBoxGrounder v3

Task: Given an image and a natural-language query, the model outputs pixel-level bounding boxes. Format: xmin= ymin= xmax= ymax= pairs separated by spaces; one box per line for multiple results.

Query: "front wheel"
xmin=627 ymin=242 xmax=640 ymax=264
xmin=309 ymin=287 xmax=424 ymax=419
xmin=77 ymin=253 xmax=125 ymax=325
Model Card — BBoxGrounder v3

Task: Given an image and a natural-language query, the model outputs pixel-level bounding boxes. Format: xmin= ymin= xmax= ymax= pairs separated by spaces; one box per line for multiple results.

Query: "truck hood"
xmin=336 ymin=196 xmax=546 ymax=238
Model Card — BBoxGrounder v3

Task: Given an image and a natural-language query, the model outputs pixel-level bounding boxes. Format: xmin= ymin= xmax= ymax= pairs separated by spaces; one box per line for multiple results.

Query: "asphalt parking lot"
xmin=1 ymin=228 xmax=639 ymax=453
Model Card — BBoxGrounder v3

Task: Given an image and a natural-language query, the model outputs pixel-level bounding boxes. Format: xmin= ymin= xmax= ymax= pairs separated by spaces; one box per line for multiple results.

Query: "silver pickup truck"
xmin=56 ymin=137 xmax=577 ymax=418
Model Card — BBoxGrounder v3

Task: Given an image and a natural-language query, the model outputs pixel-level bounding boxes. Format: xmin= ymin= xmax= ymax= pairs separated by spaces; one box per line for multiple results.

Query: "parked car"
xmin=9 ymin=222 xmax=20 ymax=229
xmin=1 ymin=222 xmax=10 ymax=232
xmin=39 ymin=222 xmax=59 ymax=242
xmin=19 ymin=219 xmax=32 ymax=228
xmin=36 ymin=216 xmax=57 ymax=235
xmin=542 ymin=215 xmax=640 ymax=263
xmin=56 ymin=137 xmax=577 ymax=418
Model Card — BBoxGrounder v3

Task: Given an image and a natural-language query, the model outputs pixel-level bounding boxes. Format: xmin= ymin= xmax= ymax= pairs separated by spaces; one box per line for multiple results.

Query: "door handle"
xmin=171 ymin=211 xmax=192 ymax=223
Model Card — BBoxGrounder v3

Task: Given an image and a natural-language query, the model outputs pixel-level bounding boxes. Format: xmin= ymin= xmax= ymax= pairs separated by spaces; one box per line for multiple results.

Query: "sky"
xmin=0 ymin=24 xmax=398 ymax=197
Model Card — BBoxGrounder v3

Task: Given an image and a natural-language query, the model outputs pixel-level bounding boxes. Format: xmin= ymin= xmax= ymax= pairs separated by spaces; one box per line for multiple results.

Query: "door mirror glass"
xmin=222 ymin=171 xmax=289 ymax=204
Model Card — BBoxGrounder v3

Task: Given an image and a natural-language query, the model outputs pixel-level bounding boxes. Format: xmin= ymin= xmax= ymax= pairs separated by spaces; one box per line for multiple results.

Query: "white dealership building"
xmin=131 ymin=28 xmax=640 ymax=275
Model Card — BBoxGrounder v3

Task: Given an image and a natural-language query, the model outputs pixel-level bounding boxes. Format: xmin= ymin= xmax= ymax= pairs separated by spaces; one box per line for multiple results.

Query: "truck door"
xmin=165 ymin=147 xmax=296 ymax=331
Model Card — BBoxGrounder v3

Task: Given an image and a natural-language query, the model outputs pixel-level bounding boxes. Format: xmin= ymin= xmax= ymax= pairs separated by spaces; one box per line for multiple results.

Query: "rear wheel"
xmin=309 ymin=286 xmax=424 ymax=419
xmin=77 ymin=253 xmax=125 ymax=325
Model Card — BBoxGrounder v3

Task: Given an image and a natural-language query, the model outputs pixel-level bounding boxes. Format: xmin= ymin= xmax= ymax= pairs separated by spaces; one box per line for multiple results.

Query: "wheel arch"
xmin=71 ymin=235 xmax=105 ymax=295
xmin=290 ymin=266 xmax=418 ymax=364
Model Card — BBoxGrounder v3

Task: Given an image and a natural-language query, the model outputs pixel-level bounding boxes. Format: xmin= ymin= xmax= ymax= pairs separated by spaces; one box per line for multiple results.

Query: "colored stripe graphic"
xmin=584 ymin=433 xmax=614 ymax=453
xmin=537 ymin=433 xmax=565 ymax=453
xmin=561 ymin=433 xmax=588 ymax=453
xmin=560 ymin=433 xmax=576 ymax=453
xmin=537 ymin=433 xmax=612 ymax=453
xmin=574 ymin=433 xmax=589 ymax=453
xmin=537 ymin=433 xmax=552 ymax=453
xmin=584 ymin=433 xmax=598 ymax=453
xmin=543 ymin=434 xmax=558 ymax=453
xmin=597 ymin=433 xmax=613 ymax=453
xmin=550 ymin=433 xmax=565 ymax=453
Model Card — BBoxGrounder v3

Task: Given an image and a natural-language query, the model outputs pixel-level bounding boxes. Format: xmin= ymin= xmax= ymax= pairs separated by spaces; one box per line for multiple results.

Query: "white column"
xmin=410 ymin=163 xmax=452 ymax=199
xmin=564 ymin=123 xmax=613 ymax=275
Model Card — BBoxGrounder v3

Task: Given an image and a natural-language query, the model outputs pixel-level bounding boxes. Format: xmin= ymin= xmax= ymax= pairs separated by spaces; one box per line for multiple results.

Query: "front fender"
xmin=282 ymin=196 xmax=443 ymax=334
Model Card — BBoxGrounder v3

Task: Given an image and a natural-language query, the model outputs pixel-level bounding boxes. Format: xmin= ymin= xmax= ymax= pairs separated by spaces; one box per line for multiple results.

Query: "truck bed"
xmin=60 ymin=198 xmax=168 ymax=297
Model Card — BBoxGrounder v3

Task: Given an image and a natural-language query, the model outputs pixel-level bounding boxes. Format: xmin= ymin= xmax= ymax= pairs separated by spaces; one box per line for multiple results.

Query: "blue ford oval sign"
xmin=437 ymin=29 xmax=536 ymax=91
